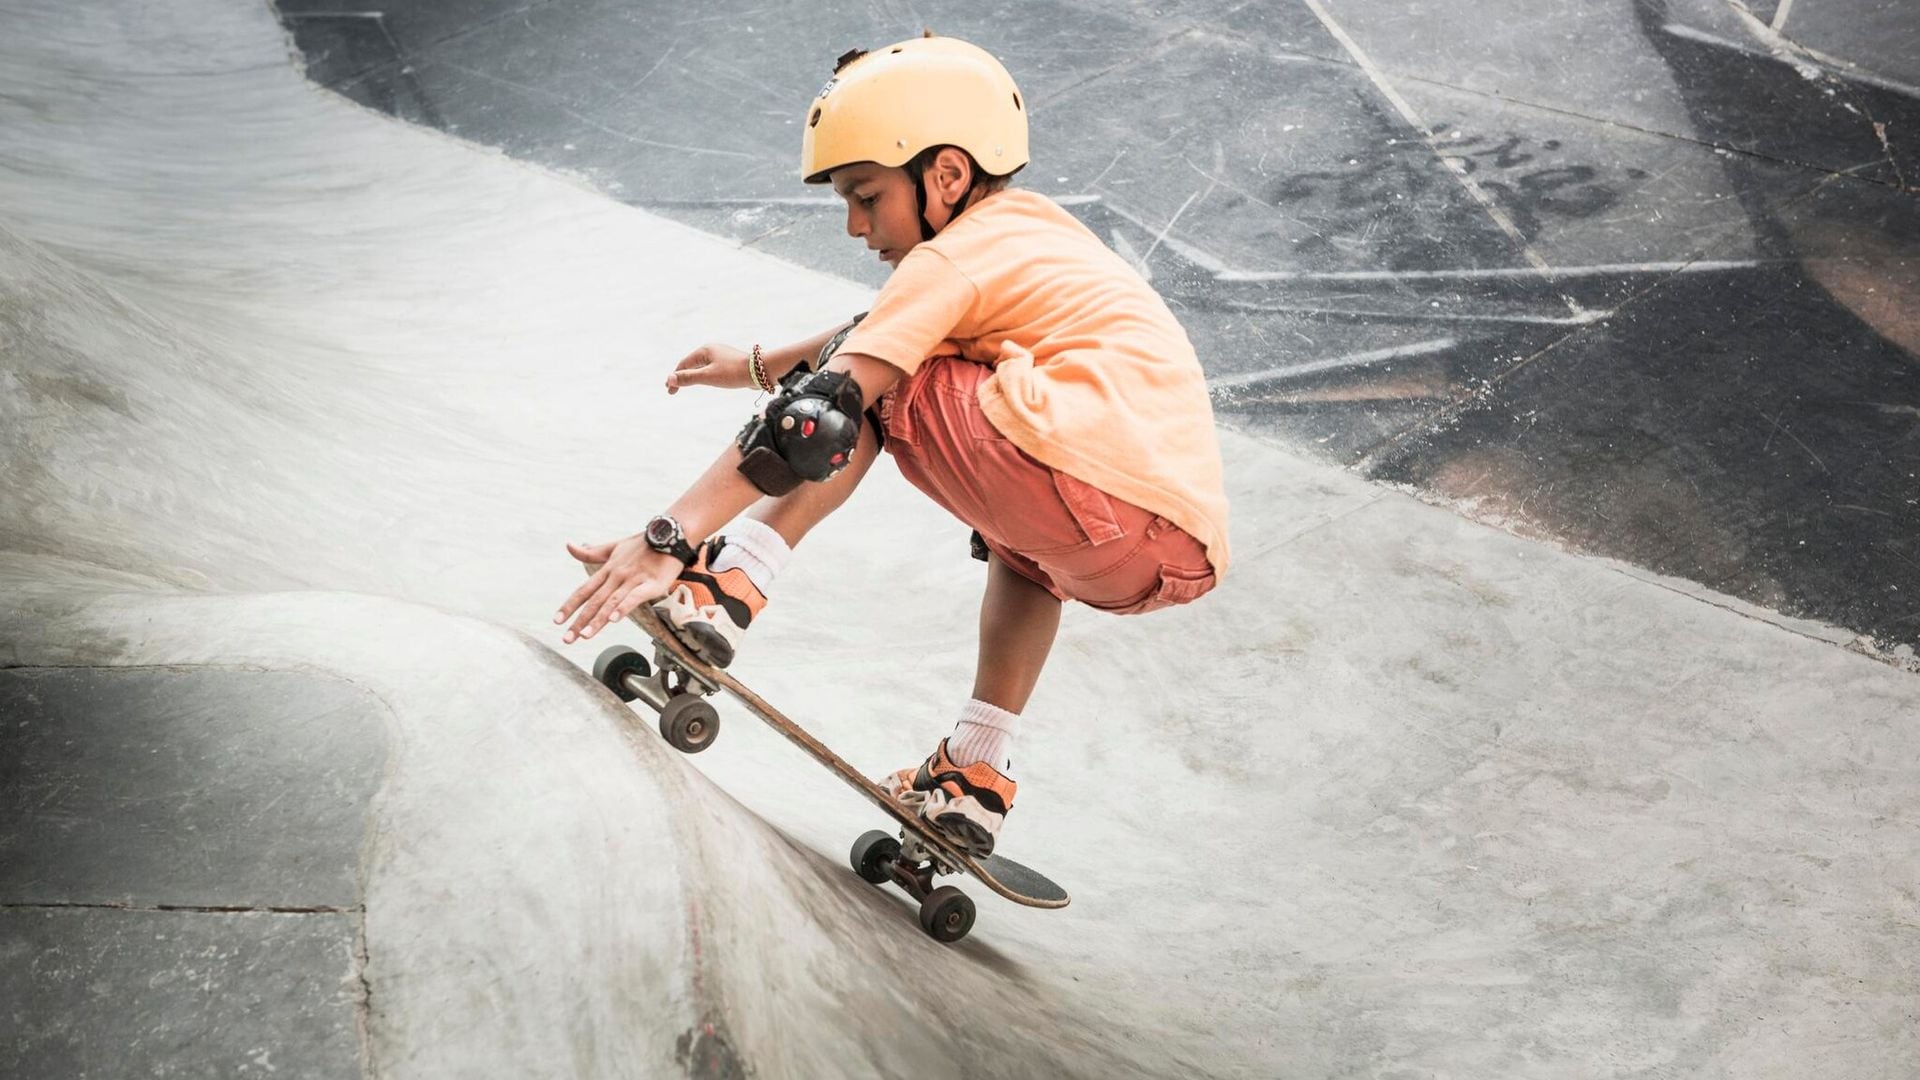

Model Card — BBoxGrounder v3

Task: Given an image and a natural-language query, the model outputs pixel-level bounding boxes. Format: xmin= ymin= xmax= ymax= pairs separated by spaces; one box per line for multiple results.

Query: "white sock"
xmin=947 ymin=698 xmax=1018 ymax=772
xmin=709 ymin=517 xmax=792 ymax=596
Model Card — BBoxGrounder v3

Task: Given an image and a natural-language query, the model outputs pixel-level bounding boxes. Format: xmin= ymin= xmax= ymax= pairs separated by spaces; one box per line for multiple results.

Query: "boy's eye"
xmin=858 ymin=194 xmax=878 ymax=208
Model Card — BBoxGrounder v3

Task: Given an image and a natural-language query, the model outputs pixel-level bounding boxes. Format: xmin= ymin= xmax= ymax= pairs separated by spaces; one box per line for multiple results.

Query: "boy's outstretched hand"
xmin=556 ymin=536 xmax=683 ymax=643
xmin=665 ymin=343 xmax=753 ymax=395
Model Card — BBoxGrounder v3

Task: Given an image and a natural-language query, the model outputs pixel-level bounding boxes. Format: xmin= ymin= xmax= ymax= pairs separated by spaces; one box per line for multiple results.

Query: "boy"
xmin=557 ymin=35 xmax=1229 ymax=857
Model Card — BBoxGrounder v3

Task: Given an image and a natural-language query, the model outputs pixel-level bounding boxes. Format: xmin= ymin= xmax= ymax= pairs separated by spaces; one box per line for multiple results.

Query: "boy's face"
xmin=831 ymin=162 xmax=927 ymax=268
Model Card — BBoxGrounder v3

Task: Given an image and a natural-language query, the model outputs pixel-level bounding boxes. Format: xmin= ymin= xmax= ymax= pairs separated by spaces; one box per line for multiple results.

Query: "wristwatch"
xmin=642 ymin=514 xmax=698 ymax=565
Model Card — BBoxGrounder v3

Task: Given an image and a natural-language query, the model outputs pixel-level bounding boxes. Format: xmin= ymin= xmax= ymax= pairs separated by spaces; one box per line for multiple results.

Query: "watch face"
xmin=646 ymin=516 xmax=679 ymax=547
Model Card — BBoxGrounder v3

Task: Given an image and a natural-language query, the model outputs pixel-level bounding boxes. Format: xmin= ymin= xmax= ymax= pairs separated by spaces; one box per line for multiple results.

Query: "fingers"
xmin=565 ymin=579 xmax=619 ymax=643
xmin=566 ymin=539 xmax=617 ymax=565
xmin=600 ymin=579 xmax=647 ymax=630
xmin=555 ymin=541 xmax=616 ymax=629
xmin=555 ymin=565 xmax=610 ymax=640
xmin=609 ymin=571 xmax=671 ymax=623
xmin=558 ymin=540 xmax=676 ymax=643
xmin=666 ymin=346 xmax=712 ymax=395
xmin=666 ymin=343 xmax=754 ymax=394
xmin=567 ymin=569 xmax=670 ymax=642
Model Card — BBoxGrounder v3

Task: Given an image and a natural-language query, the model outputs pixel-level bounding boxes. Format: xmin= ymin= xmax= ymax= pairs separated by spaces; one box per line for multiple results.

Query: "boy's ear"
xmin=929 ymin=146 xmax=975 ymax=203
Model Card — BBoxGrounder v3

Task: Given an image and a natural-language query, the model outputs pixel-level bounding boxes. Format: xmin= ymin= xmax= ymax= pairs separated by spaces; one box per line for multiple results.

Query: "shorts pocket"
xmin=1151 ymin=562 xmax=1216 ymax=607
xmin=1051 ymin=470 xmax=1124 ymax=547
xmin=1092 ymin=563 xmax=1215 ymax=615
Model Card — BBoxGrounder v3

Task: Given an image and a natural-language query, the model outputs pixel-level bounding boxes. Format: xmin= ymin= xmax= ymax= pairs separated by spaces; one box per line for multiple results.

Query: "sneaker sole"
xmin=653 ymin=605 xmax=738 ymax=669
xmin=928 ymin=811 xmax=996 ymax=858
xmin=682 ymin=621 xmax=737 ymax=669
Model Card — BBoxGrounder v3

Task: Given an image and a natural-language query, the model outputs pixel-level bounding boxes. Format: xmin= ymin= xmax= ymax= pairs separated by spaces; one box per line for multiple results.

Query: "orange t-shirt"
xmin=839 ymin=188 xmax=1231 ymax=577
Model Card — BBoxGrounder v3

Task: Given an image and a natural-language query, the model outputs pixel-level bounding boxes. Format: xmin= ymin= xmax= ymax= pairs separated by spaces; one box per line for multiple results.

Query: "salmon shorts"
xmin=877 ymin=356 xmax=1216 ymax=615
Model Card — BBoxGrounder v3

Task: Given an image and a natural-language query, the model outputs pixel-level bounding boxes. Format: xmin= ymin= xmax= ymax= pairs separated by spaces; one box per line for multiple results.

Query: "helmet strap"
xmin=911 ymin=161 xmax=984 ymax=242
xmin=911 ymin=166 xmax=937 ymax=241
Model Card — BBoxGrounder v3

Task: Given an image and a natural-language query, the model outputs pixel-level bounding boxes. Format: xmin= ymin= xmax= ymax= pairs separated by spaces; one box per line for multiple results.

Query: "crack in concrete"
xmin=351 ymin=902 xmax=377 ymax=1078
xmin=1870 ymin=120 xmax=1910 ymax=192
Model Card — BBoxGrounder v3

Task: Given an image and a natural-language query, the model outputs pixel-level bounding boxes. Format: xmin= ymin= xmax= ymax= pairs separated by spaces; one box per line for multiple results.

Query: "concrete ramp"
xmin=0 ymin=582 xmax=1185 ymax=1078
xmin=3 ymin=1 xmax=1917 ymax=1077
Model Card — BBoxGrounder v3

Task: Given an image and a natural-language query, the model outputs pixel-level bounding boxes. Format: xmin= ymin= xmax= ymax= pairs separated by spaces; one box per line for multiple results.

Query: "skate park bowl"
xmin=3 ymin=1 xmax=1918 ymax=1077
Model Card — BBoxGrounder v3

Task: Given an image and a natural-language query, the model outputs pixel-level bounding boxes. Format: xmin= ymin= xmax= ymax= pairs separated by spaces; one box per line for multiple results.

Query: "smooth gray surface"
xmin=0 ymin=668 xmax=386 ymax=908
xmin=0 ymin=666 xmax=383 ymax=1078
xmin=1 ymin=907 xmax=363 ymax=1079
xmin=2 ymin=1 xmax=1917 ymax=1077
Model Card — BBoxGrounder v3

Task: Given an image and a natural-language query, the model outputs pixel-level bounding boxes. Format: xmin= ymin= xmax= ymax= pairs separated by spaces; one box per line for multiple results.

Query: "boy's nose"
xmin=845 ymin=209 xmax=866 ymax=240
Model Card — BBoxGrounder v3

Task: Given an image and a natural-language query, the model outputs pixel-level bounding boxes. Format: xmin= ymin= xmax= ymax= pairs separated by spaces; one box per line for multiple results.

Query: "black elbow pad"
xmin=735 ymin=368 xmax=866 ymax=496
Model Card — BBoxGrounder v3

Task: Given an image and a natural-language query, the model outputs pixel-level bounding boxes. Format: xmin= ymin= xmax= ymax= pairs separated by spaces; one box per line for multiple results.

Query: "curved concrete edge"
xmin=0 ymin=566 xmax=694 ymax=1076
xmin=0 ymin=561 xmax=1200 ymax=1079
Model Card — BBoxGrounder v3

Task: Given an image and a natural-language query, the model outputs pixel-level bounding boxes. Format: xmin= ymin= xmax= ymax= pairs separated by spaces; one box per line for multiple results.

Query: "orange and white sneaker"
xmin=884 ymin=739 xmax=1016 ymax=857
xmin=652 ymin=537 xmax=767 ymax=668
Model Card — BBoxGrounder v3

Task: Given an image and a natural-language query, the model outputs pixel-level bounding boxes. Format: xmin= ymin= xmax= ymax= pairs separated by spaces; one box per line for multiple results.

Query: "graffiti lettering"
xmin=1270 ymin=126 xmax=1641 ymax=243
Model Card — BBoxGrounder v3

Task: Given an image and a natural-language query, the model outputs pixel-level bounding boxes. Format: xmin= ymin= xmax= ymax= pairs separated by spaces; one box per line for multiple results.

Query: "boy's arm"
xmin=761 ymin=318 xmax=857 ymax=381
xmin=557 ymin=441 xmax=766 ymax=643
xmin=663 ymin=319 xmax=857 ymax=395
xmin=558 ymin=349 xmax=899 ymax=643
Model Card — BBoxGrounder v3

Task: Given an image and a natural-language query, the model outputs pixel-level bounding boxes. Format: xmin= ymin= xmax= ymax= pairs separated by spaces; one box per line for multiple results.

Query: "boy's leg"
xmin=942 ymin=554 xmax=1063 ymax=769
xmin=659 ymin=422 xmax=883 ymax=666
xmin=971 ymin=553 xmax=1062 ymax=716
xmin=884 ymin=556 xmax=1058 ymax=857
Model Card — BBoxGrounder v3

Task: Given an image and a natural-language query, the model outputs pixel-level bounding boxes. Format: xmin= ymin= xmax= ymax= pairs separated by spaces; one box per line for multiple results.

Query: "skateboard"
xmin=591 ymin=603 xmax=1068 ymax=944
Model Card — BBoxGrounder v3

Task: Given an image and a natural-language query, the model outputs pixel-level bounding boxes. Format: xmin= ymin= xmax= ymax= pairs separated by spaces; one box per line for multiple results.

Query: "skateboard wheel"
xmin=658 ymin=694 xmax=719 ymax=753
xmin=592 ymin=645 xmax=650 ymax=702
xmin=918 ymin=886 xmax=975 ymax=944
xmin=849 ymin=830 xmax=902 ymax=885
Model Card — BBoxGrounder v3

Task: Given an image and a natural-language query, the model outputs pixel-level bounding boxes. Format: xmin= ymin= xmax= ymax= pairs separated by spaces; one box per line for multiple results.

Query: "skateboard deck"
xmin=592 ymin=602 xmax=1068 ymax=931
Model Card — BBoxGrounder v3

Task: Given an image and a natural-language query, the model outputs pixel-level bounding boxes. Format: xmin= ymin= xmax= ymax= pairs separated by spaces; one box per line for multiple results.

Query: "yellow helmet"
xmin=800 ymin=35 xmax=1029 ymax=185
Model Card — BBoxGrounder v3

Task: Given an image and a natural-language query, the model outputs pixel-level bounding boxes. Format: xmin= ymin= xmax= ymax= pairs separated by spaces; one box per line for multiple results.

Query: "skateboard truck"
xmin=850 ymin=830 xmax=977 ymax=943
xmin=896 ymin=832 xmax=964 ymax=878
xmin=593 ymin=643 xmax=723 ymax=754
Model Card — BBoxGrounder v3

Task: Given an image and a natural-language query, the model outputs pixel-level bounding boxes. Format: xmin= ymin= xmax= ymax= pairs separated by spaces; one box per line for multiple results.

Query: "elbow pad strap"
xmin=810 ymin=311 xmax=867 ymax=372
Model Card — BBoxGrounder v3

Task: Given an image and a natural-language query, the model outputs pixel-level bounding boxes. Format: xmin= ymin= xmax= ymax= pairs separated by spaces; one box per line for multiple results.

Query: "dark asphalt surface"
xmin=278 ymin=0 xmax=1920 ymax=654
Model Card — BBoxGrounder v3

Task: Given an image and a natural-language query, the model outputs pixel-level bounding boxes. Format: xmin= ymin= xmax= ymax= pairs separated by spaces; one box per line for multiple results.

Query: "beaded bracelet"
xmin=749 ymin=343 xmax=775 ymax=393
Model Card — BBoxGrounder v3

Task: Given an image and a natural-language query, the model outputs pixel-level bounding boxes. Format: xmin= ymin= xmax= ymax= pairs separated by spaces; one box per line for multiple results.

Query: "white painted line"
xmin=1142 ymin=188 xmax=1202 ymax=266
xmin=1793 ymin=44 xmax=1920 ymax=99
xmin=1664 ymin=21 xmax=1920 ymax=98
xmin=1214 ymin=259 xmax=1763 ymax=283
xmin=1770 ymin=0 xmax=1795 ymax=32
xmin=1207 ymin=338 xmax=1459 ymax=390
xmin=1298 ymin=0 xmax=1569 ymax=297
xmin=1157 ymin=231 xmax=1233 ymax=274
xmin=1110 ymin=230 xmax=1151 ymax=281
xmin=1217 ymin=305 xmax=1608 ymax=326
xmin=1722 ymin=5 xmax=1825 ymax=79
xmin=1093 ymin=198 xmax=1235 ymax=272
